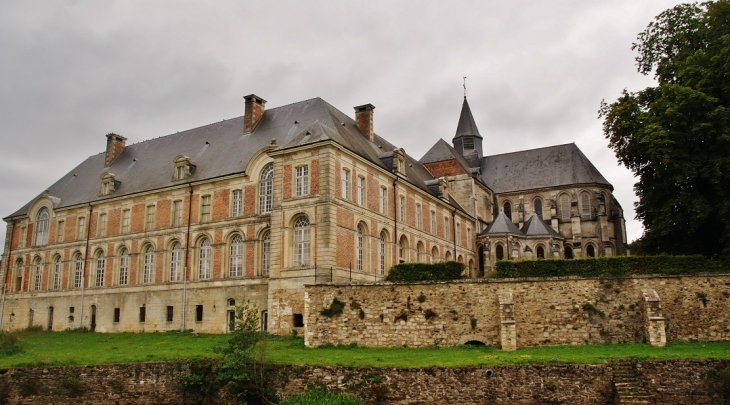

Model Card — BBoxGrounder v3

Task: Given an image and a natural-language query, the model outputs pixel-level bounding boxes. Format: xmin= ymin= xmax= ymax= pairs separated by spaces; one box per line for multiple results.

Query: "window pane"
xmin=170 ymin=242 xmax=182 ymax=281
xmin=119 ymin=248 xmax=129 ymax=285
xmin=230 ymin=235 xmax=243 ymax=277
xmin=199 ymin=239 xmax=211 ymax=279
xmin=143 ymin=246 xmax=154 ymax=283
xmin=262 ymin=231 xmax=271 ymax=276
xmin=259 ymin=164 xmax=274 ymax=213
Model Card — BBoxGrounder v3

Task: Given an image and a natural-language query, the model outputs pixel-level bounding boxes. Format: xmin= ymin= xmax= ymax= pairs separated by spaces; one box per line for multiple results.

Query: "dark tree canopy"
xmin=600 ymin=1 xmax=730 ymax=257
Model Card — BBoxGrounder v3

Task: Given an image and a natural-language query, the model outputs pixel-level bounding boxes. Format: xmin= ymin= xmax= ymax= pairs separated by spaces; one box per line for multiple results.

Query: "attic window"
xmin=463 ymin=138 xmax=474 ymax=150
xmin=393 ymin=148 xmax=407 ymax=177
xmin=173 ymin=155 xmax=195 ymax=181
xmin=100 ymin=172 xmax=119 ymax=196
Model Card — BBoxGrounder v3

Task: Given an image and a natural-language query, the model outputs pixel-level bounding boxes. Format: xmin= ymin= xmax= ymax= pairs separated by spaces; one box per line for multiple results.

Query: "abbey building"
xmin=0 ymin=94 xmax=627 ymax=334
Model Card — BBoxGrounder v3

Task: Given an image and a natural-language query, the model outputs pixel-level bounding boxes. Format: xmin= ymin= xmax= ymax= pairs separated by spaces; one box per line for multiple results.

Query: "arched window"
xmin=444 ymin=251 xmax=452 ymax=261
xmin=398 ymin=235 xmax=408 ymax=263
xmin=230 ymin=234 xmax=243 ymax=277
xmin=560 ymin=194 xmax=571 ymax=221
xmin=468 ymin=259 xmax=474 ymax=272
xmin=53 ymin=256 xmax=62 ymax=290
xmin=496 ymin=244 xmax=504 ymax=261
xmin=73 ymin=254 xmax=83 ymax=289
xmin=416 ymin=242 xmax=424 ymax=263
xmin=534 ymin=198 xmax=543 ymax=219
xmin=293 ymin=217 xmax=310 ymax=266
xmin=581 ymin=192 xmax=591 ymax=218
xmin=379 ymin=232 xmax=387 ymax=275
xmin=143 ymin=245 xmax=154 ymax=284
xmin=33 ymin=257 xmax=42 ymax=291
xmin=457 ymin=254 xmax=464 ymax=264
xmin=119 ymin=247 xmax=129 ymax=285
xmin=536 ymin=245 xmax=545 ymax=259
xmin=565 ymin=246 xmax=574 ymax=259
xmin=586 ymin=244 xmax=596 ymax=257
xmin=258 ymin=163 xmax=274 ymax=214
xmin=95 ymin=251 xmax=105 ymax=287
xmin=356 ymin=225 xmax=364 ymax=272
xmin=261 ymin=231 xmax=271 ymax=276
xmin=170 ymin=242 xmax=182 ymax=281
xmin=34 ymin=207 xmax=50 ymax=246
xmin=199 ymin=238 xmax=211 ymax=279
xmin=504 ymin=202 xmax=512 ymax=220
xmin=431 ymin=246 xmax=439 ymax=262
xmin=14 ymin=259 xmax=23 ymax=292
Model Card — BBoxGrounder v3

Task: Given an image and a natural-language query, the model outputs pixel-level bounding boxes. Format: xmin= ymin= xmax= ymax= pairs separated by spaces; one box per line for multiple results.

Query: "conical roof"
xmin=520 ymin=213 xmax=562 ymax=238
xmin=482 ymin=212 xmax=521 ymax=235
xmin=453 ymin=97 xmax=482 ymax=139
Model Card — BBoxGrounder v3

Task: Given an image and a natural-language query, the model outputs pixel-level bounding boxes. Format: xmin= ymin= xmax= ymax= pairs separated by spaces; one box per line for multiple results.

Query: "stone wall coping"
xmin=305 ymin=272 xmax=730 ymax=289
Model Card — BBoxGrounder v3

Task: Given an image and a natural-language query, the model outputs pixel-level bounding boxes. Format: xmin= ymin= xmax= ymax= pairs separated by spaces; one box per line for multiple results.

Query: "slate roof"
xmin=419 ymin=139 xmax=473 ymax=174
xmin=454 ymin=97 xmax=482 ymax=139
xmin=480 ymin=143 xmax=611 ymax=194
xmin=520 ymin=213 xmax=562 ymax=238
xmin=482 ymin=212 xmax=522 ymax=235
xmin=6 ymin=98 xmax=448 ymax=219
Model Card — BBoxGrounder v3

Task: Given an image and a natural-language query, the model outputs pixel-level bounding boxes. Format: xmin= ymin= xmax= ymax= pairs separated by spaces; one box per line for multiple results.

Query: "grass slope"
xmin=2 ymin=330 xmax=729 ymax=369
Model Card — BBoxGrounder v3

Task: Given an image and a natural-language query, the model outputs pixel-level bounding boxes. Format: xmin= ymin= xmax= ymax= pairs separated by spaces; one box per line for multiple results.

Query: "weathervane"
xmin=463 ymin=76 xmax=467 ymax=98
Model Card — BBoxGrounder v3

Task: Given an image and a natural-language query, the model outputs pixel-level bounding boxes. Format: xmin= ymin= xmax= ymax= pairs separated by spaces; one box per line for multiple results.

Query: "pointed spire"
xmin=454 ymin=97 xmax=482 ymax=139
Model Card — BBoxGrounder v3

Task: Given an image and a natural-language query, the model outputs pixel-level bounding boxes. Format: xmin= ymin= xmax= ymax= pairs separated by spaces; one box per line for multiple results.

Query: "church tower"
xmin=452 ymin=96 xmax=483 ymax=167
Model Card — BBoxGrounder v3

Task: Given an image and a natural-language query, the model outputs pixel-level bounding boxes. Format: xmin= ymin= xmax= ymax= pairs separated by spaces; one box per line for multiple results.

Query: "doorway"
xmin=90 ymin=305 xmax=97 ymax=332
xmin=47 ymin=306 xmax=54 ymax=330
xmin=227 ymin=310 xmax=236 ymax=333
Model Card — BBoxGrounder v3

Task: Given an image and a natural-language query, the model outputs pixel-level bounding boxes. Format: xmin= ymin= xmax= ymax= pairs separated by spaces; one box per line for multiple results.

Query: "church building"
xmin=0 ymin=94 xmax=627 ymax=334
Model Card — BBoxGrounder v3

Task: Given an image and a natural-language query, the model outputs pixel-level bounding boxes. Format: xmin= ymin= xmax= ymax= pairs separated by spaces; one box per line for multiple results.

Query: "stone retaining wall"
xmin=304 ymin=274 xmax=730 ymax=348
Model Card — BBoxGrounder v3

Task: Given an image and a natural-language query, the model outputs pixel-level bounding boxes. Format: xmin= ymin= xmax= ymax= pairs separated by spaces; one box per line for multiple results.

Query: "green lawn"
xmin=2 ymin=329 xmax=730 ymax=369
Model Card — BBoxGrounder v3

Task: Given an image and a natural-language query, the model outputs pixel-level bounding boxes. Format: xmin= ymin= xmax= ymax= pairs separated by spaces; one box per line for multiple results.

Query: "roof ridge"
xmin=484 ymin=142 xmax=575 ymax=159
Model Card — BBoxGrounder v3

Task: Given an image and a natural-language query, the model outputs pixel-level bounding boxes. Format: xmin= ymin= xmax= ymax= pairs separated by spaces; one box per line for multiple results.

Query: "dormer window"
xmin=173 ymin=155 xmax=195 ymax=181
xmin=100 ymin=172 xmax=120 ymax=196
xmin=393 ymin=148 xmax=407 ymax=177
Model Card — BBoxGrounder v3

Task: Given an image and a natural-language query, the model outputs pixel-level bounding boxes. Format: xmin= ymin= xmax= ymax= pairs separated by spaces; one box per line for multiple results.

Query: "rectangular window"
xmin=293 ymin=314 xmax=304 ymax=328
xmin=380 ymin=187 xmax=387 ymax=214
xmin=231 ymin=190 xmax=242 ymax=216
xmin=19 ymin=226 xmax=26 ymax=248
xmin=196 ymin=305 xmax=203 ymax=322
xmin=399 ymin=195 xmax=405 ymax=222
xmin=430 ymin=211 xmax=436 ymax=235
xmin=77 ymin=217 xmax=85 ymax=240
xmin=467 ymin=228 xmax=472 ymax=248
xmin=56 ymin=220 xmax=65 ymax=243
xmin=122 ymin=209 xmax=130 ymax=233
xmin=295 ymin=166 xmax=309 ymax=196
xmin=98 ymin=213 xmax=107 ymax=237
xmin=444 ymin=217 xmax=449 ymax=240
xmin=173 ymin=201 xmax=183 ymax=226
xmin=139 ymin=306 xmax=146 ymax=323
xmin=357 ymin=176 xmax=365 ymax=206
xmin=416 ymin=204 xmax=422 ymax=229
xmin=456 ymin=223 xmax=461 ymax=246
xmin=113 ymin=308 xmax=120 ymax=323
xmin=69 ymin=306 xmax=74 ymax=313
xmin=176 ymin=165 xmax=185 ymax=180
xmin=146 ymin=205 xmax=155 ymax=230
xmin=341 ymin=168 xmax=350 ymax=199
xmin=200 ymin=195 xmax=211 ymax=222
xmin=167 ymin=306 xmax=174 ymax=322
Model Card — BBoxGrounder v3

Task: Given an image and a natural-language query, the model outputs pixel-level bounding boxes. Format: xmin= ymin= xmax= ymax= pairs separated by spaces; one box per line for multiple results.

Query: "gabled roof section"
xmin=453 ymin=97 xmax=482 ymax=139
xmin=482 ymin=212 xmax=522 ymax=235
xmin=419 ymin=138 xmax=473 ymax=174
xmin=480 ymin=143 xmax=611 ymax=194
xmin=6 ymin=97 xmax=449 ymax=219
xmin=520 ymin=213 xmax=562 ymax=238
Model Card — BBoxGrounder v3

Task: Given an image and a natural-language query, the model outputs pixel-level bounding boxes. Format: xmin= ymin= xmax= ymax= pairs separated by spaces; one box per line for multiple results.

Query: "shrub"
xmin=385 ymin=261 xmax=465 ymax=282
xmin=279 ymin=389 xmax=362 ymax=405
xmin=174 ymin=360 xmax=220 ymax=401
xmin=0 ymin=331 xmax=22 ymax=355
xmin=320 ymin=298 xmax=345 ymax=318
xmin=495 ymin=255 xmax=727 ymax=279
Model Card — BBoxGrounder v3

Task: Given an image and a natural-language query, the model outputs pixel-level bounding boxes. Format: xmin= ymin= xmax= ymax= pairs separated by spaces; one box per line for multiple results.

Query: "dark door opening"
xmin=47 ymin=306 xmax=54 ymax=330
xmin=90 ymin=305 xmax=97 ymax=332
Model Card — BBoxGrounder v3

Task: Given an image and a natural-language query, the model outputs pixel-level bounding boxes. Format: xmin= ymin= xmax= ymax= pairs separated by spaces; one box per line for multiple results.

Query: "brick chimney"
xmin=354 ymin=104 xmax=375 ymax=142
xmin=105 ymin=133 xmax=127 ymax=167
xmin=244 ymin=94 xmax=267 ymax=134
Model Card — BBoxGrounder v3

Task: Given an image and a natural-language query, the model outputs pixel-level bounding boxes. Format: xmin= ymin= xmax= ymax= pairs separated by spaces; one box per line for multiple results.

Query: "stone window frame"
xmin=169 ymin=241 xmax=183 ymax=282
xmin=295 ymin=165 xmax=309 ymax=197
xmin=121 ymin=209 xmax=131 ymax=233
xmin=398 ymin=235 xmax=408 ymax=263
xmin=100 ymin=172 xmax=120 ymax=196
xmin=581 ymin=191 xmax=591 ymax=219
xmin=379 ymin=230 xmax=388 ymax=275
xmin=416 ymin=241 xmax=424 ymax=263
xmin=430 ymin=210 xmax=436 ymax=235
xmin=94 ymin=249 xmax=106 ymax=287
xmin=33 ymin=207 xmax=50 ymax=246
xmin=13 ymin=258 xmax=23 ymax=292
xmin=172 ymin=155 xmax=195 ymax=181
xmin=560 ymin=193 xmax=571 ymax=221
xmin=145 ymin=205 xmax=156 ymax=231
xmin=52 ymin=254 xmax=62 ymax=290
xmin=585 ymin=243 xmax=597 ymax=258
xmin=72 ymin=252 xmax=83 ymax=289
xmin=456 ymin=222 xmax=461 ymax=247
xmin=379 ymin=186 xmax=387 ymax=214
xmin=415 ymin=203 xmax=422 ymax=229
xmin=76 ymin=216 xmax=86 ymax=241
xmin=431 ymin=246 xmax=439 ymax=262
xmin=118 ymin=246 xmax=130 ymax=286
xmin=356 ymin=222 xmax=368 ymax=272
xmin=198 ymin=237 xmax=212 ymax=280
xmin=32 ymin=256 xmax=43 ymax=291
xmin=503 ymin=201 xmax=512 ymax=221
xmin=56 ymin=220 xmax=65 ymax=243
xmin=399 ymin=195 xmax=405 ymax=222
xmin=443 ymin=217 xmax=449 ymax=241
xmin=495 ymin=243 xmax=505 ymax=261
xmin=98 ymin=212 xmax=107 ymax=237
xmin=533 ymin=197 xmax=543 ymax=219
xmin=172 ymin=200 xmax=183 ymax=226
xmin=341 ymin=168 xmax=351 ymax=200
xmin=357 ymin=175 xmax=365 ymax=206
xmin=231 ymin=190 xmax=243 ymax=217
xmin=141 ymin=243 xmax=155 ymax=284
xmin=228 ymin=233 xmax=244 ymax=278
xmin=261 ymin=229 xmax=271 ymax=276
xmin=200 ymin=195 xmax=212 ymax=223
xmin=536 ymin=244 xmax=546 ymax=259
xmin=292 ymin=215 xmax=311 ymax=267
xmin=259 ymin=163 xmax=274 ymax=214
xmin=467 ymin=227 xmax=472 ymax=248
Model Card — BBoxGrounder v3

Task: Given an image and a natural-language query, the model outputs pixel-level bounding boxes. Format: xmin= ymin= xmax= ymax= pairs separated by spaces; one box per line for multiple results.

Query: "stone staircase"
xmin=611 ymin=360 xmax=652 ymax=405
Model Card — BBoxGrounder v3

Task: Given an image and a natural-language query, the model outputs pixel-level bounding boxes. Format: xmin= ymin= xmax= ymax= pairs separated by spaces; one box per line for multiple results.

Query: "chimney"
xmin=244 ymin=94 xmax=267 ymax=134
xmin=105 ymin=133 xmax=127 ymax=167
xmin=354 ymin=104 xmax=375 ymax=142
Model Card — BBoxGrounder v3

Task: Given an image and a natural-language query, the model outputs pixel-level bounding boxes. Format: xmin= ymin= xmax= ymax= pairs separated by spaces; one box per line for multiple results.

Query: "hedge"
xmin=385 ymin=261 xmax=466 ymax=282
xmin=494 ymin=255 xmax=728 ymax=278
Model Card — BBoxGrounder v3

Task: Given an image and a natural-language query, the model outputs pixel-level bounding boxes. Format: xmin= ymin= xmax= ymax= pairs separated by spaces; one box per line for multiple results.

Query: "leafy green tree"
xmin=214 ymin=296 xmax=274 ymax=404
xmin=600 ymin=1 xmax=730 ymax=256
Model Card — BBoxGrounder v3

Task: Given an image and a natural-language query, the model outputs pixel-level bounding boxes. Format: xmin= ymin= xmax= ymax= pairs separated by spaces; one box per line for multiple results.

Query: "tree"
xmin=599 ymin=0 xmax=730 ymax=257
xmin=214 ymin=296 xmax=274 ymax=404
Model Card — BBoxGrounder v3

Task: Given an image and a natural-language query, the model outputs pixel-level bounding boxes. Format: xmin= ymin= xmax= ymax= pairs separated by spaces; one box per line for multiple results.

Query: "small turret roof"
xmin=520 ymin=213 xmax=563 ymax=238
xmin=482 ymin=212 xmax=522 ymax=235
xmin=453 ymin=97 xmax=482 ymax=139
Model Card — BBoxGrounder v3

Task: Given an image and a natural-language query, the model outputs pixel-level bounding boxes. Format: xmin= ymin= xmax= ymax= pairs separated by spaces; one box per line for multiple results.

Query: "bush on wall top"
xmin=494 ymin=255 xmax=727 ymax=278
xmin=385 ymin=261 xmax=465 ymax=282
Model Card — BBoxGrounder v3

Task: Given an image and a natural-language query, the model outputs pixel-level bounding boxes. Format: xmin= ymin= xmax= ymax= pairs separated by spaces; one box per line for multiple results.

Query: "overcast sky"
xmin=0 ymin=0 xmax=687 ymax=253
